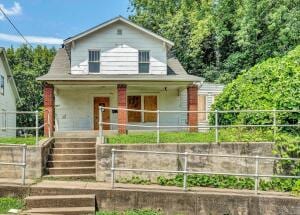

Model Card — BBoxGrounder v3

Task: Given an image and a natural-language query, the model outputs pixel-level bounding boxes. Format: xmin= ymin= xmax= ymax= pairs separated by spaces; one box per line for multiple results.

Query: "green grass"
xmin=0 ymin=137 xmax=45 ymax=145
xmin=106 ymin=128 xmax=274 ymax=144
xmin=0 ymin=197 xmax=24 ymax=213
xmin=96 ymin=209 xmax=163 ymax=215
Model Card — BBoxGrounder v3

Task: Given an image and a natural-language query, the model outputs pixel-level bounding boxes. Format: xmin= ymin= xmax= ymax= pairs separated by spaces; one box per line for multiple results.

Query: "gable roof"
xmin=0 ymin=48 xmax=20 ymax=101
xmin=64 ymin=16 xmax=174 ymax=47
xmin=37 ymin=48 xmax=204 ymax=83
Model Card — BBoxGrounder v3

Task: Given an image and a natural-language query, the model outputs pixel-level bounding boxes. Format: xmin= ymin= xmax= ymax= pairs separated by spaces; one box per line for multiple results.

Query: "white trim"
xmin=64 ymin=16 xmax=174 ymax=47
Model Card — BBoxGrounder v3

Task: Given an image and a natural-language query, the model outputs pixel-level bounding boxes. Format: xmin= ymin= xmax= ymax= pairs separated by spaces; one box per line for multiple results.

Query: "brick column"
xmin=117 ymin=84 xmax=127 ymax=134
xmin=187 ymin=85 xmax=198 ymax=132
xmin=44 ymin=83 xmax=54 ymax=137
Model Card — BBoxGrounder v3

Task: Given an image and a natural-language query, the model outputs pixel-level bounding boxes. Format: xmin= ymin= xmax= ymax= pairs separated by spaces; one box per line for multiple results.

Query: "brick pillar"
xmin=44 ymin=83 xmax=54 ymax=137
xmin=117 ymin=84 xmax=127 ymax=134
xmin=187 ymin=85 xmax=198 ymax=132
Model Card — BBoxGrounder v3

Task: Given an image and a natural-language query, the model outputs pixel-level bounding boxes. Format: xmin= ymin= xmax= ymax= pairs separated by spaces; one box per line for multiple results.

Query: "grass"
xmin=0 ymin=197 xmax=24 ymax=214
xmin=0 ymin=136 xmax=45 ymax=145
xmin=106 ymin=128 xmax=274 ymax=144
xmin=96 ymin=209 xmax=163 ymax=215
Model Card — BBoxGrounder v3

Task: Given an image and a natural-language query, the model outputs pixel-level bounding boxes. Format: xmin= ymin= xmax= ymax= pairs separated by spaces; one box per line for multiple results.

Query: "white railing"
xmin=0 ymin=110 xmax=50 ymax=145
xmin=110 ymin=149 xmax=300 ymax=194
xmin=98 ymin=107 xmax=299 ymax=144
xmin=0 ymin=144 xmax=26 ymax=185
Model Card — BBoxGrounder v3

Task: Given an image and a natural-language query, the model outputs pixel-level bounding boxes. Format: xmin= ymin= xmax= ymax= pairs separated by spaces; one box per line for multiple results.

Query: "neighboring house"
xmin=0 ymin=48 xmax=19 ymax=137
xmin=37 ymin=16 xmax=205 ymax=135
xmin=198 ymin=82 xmax=224 ymax=124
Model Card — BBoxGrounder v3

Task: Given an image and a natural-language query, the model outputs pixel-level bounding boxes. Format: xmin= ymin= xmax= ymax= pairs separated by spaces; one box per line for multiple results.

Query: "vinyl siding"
xmin=71 ymin=22 xmax=167 ymax=75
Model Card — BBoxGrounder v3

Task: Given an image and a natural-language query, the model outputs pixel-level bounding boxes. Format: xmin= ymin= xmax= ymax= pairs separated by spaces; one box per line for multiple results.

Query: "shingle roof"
xmin=37 ymin=48 xmax=204 ymax=82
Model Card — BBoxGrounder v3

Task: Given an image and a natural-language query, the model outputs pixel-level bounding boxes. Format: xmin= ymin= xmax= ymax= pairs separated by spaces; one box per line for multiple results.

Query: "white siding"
xmin=0 ymin=58 xmax=16 ymax=137
xmin=71 ymin=22 xmax=167 ymax=75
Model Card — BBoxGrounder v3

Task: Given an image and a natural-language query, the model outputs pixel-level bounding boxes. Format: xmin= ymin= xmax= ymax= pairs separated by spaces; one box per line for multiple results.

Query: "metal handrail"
xmin=0 ymin=144 xmax=27 ymax=185
xmin=110 ymin=149 xmax=300 ymax=194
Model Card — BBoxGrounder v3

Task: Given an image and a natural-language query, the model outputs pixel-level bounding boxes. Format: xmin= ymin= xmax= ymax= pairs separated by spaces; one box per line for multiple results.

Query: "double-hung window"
xmin=138 ymin=50 xmax=150 ymax=73
xmin=89 ymin=50 xmax=100 ymax=73
xmin=0 ymin=75 xmax=4 ymax=95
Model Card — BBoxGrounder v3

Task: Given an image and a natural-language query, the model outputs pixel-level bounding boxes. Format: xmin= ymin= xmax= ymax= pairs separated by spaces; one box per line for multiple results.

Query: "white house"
xmin=38 ymin=16 xmax=206 ymax=135
xmin=0 ymin=48 xmax=19 ymax=137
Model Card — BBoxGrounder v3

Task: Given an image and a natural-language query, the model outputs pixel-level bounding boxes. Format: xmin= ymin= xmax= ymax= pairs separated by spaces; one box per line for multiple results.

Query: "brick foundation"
xmin=117 ymin=84 xmax=127 ymax=134
xmin=44 ymin=83 xmax=54 ymax=137
xmin=187 ymin=85 xmax=198 ymax=132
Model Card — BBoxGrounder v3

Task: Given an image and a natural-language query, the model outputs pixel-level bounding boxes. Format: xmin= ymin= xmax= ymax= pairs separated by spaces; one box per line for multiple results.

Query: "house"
xmin=0 ymin=48 xmax=19 ymax=137
xmin=37 ymin=16 xmax=206 ymax=136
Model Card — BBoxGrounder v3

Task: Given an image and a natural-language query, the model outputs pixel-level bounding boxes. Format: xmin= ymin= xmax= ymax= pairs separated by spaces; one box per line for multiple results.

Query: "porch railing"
xmin=0 ymin=110 xmax=50 ymax=145
xmin=110 ymin=148 xmax=300 ymax=194
xmin=0 ymin=144 xmax=27 ymax=185
xmin=98 ymin=107 xmax=299 ymax=144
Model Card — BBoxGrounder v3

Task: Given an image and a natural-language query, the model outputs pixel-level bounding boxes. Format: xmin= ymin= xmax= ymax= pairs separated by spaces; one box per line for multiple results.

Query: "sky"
xmin=0 ymin=0 xmax=131 ymax=48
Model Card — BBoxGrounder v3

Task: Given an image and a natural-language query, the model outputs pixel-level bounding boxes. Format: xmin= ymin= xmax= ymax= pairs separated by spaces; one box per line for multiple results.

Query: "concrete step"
xmin=47 ymin=160 xmax=95 ymax=168
xmin=43 ymin=173 xmax=95 ymax=180
xmin=54 ymin=142 xmax=96 ymax=148
xmin=25 ymin=194 xmax=95 ymax=209
xmin=47 ymin=167 xmax=95 ymax=175
xmin=23 ymin=206 xmax=95 ymax=215
xmin=54 ymin=137 xmax=96 ymax=143
xmin=49 ymin=154 xmax=96 ymax=161
xmin=51 ymin=148 xmax=95 ymax=154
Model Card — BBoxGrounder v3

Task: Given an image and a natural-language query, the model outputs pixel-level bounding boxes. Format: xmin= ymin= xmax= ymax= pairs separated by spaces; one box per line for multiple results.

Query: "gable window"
xmin=88 ymin=50 xmax=100 ymax=73
xmin=0 ymin=75 xmax=4 ymax=95
xmin=138 ymin=50 xmax=150 ymax=73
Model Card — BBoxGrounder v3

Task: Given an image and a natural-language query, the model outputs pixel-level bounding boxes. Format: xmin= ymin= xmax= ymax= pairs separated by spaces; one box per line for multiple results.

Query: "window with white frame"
xmin=0 ymin=75 xmax=4 ymax=95
xmin=88 ymin=50 xmax=100 ymax=73
xmin=138 ymin=50 xmax=150 ymax=73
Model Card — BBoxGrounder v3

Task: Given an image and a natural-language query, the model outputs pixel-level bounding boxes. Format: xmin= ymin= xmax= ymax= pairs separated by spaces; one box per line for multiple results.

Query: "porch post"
xmin=187 ymin=84 xmax=198 ymax=132
xmin=44 ymin=83 xmax=54 ymax=137
xmin=117 ymin=84 xmax=127 ymax=134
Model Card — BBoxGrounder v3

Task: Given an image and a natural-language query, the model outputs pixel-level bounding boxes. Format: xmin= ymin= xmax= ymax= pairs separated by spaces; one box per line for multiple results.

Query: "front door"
xmin=94 ymin=97 xmax=110 ymax=130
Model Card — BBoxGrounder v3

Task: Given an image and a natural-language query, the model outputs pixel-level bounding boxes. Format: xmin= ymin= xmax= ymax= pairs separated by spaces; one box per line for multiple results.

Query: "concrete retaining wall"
xmin=97 ymin=142 xmax=274 ymax=182
xmin=0 ymin=138 xmax=54 ymax=179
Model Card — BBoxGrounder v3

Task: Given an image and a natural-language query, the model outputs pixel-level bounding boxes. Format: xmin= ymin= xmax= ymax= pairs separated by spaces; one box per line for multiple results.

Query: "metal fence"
xmin=0 ymin=110 xmax=50 ymax=145
xmin=110 ymin=149 xmax=300 ymax=194
xmin=0 ymin=144 xmax=26 ymax=185
xmin=98 ymin=107 xmax=299 ymax=143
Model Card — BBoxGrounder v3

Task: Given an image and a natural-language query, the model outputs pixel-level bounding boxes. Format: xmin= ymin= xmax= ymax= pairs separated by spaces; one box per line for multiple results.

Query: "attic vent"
xmin=117 ymin=29 xmax=122 ymax=35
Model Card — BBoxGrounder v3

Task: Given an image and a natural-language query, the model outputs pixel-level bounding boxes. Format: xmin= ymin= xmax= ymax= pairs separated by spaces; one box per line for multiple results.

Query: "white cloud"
xmin=0 ymin=2 xmax=22 ymax=20
xmin=0 ymin=33 xmax=63 ymax=45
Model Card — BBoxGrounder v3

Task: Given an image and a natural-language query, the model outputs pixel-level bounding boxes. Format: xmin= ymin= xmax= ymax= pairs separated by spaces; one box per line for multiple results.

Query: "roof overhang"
xmin=64 ymin=16 xmax=174 ymax=47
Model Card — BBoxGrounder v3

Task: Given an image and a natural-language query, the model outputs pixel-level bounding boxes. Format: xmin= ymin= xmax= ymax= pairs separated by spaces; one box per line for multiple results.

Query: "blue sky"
xmin=0 ymin=0 xmax=131 ymax=48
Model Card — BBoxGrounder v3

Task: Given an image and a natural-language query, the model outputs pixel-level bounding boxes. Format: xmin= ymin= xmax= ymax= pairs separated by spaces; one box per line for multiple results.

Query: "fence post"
xmin=183 ymin=151 xmax=188 ymax=191
xmin=4 ymin=111 xmax=7 ymax=131
xmin=273 ymin=109 xmax=276 ymax=143
xmin=35 ymin=111 xmax=39 ymax=145
xmin=111 ymin=148 xmax=115 ymax=189
xmin=156 ymin=110 xmax=160 ymax=144
xmin=215 ymin=110 xmax=219 ymax=143
xmin=47 ymin=110 xmax=51 ymax=138
xmin=254 ymin=155 xmax=259 ymax=195
xmin=99 ymin=106 xmax=104 ymax=144
xmin=21 ymin=144 xmax=27 ymax=185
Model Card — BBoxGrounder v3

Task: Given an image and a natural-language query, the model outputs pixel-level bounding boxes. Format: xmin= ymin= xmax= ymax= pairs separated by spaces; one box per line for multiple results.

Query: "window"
xmin=138 ymin=50 xmax=150 ymax=73
xmin=127 ymin=95 xmax=157 ymax=122
xmin=0 ymin=75 xmax=4 ymax=95
xmin=89 ymin=50 xmax=100 ymax=73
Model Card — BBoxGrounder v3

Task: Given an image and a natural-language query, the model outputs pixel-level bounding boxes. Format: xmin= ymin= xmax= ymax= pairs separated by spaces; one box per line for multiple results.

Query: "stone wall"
xmin=0 ymin=138 xmax=54 ymax=179
xmin=96 ymin=142 xmax=274 ymax=182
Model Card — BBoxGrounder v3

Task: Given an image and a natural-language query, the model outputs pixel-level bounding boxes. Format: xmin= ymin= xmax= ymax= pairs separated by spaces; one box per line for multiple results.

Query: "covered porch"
xmin=43 ymin=81 xmax=199 ymax=136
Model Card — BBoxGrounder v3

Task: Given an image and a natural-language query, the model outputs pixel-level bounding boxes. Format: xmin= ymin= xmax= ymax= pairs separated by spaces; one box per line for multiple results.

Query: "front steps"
xmin=45 ymin=138 xmax=96 ymax=179
xmin=23 ymin=194 xmax=96 ymax=214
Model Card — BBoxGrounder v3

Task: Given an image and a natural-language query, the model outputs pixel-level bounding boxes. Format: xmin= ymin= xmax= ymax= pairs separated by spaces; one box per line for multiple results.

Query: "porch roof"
xmin=37 ymin=48 xmax=204 ymax=83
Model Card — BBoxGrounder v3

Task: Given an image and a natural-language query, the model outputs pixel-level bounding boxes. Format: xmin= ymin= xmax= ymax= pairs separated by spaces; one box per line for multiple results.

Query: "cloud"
xmin=0 ymin=33 xmax=63 ymax=45
xmin=0 ymin=2 xmax=22 ymax=20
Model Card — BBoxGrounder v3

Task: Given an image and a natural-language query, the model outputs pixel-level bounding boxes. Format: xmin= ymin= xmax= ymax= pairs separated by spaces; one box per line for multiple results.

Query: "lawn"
xmin=0 ymin=137 xmax=44 ymax=145
xmin=106 ymin=128 xmax=274 ymax=144
xmin=0 ymin=197 xmax=24 ymax=214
